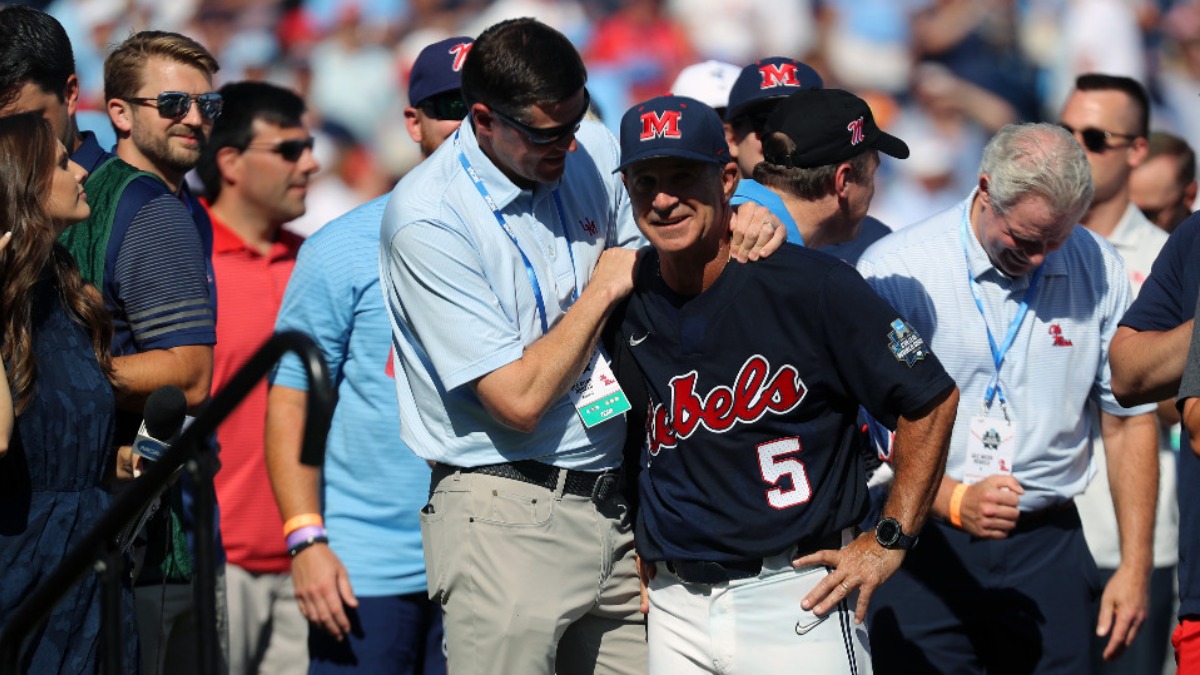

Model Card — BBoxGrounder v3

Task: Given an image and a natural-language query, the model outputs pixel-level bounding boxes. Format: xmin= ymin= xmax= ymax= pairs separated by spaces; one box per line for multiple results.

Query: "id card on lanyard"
xmin=456 ymin=131 xmax=629 ymax=427
xmin=959 ymin=200 xmax=1041 ymax=484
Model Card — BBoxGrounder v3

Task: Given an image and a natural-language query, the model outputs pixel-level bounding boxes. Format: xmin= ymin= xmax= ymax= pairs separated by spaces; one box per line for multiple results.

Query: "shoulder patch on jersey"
xmin=887 ymin=318 xmax=928 ymax=367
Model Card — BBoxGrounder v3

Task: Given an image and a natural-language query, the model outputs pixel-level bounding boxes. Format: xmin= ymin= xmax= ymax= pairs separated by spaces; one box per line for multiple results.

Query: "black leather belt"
xmin=665 ymin=531 xmax=844 ymax=585
xmin=455 ymin=460 xmax=620 ymax=503
xmin=1014 ymin=498 xmax=1076 ymax=531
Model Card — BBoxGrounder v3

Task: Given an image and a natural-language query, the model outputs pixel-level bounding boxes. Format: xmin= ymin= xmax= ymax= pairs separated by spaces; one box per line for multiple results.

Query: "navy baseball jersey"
xmin=621 ymin=245 xmax=954 ymax=563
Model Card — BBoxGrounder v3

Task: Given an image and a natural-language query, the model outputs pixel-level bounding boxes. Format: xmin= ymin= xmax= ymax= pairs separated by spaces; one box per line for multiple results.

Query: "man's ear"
xmin=833 ymin=162 xmax=854 ymax=199
xmin=471 ymin=103 xmax=495 ymax=138
xmin=721 ymin=161 xmax=739 ymax=200
xmin=108 ymin=98 xmax=133 ymax=135
xmin=403 ymin=107 xmax=422 ymax=145
xmin=215 ymin=145 xmax=244 ymax=186
xmin=1128 ymin=135 xmax=1150 ymax=170
xmin=62 ymin=74 xmax=80 ymax=117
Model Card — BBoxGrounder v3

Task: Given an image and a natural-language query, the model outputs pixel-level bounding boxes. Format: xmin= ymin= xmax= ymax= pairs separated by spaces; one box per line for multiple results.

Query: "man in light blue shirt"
xmin=858 ymin=122 xmax=1159 ymax=674
xmin=266 ymin=36 xmax=473 ymax=675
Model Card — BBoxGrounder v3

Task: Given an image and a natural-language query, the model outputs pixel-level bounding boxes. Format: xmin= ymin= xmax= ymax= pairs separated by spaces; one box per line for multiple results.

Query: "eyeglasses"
xmin=1059 ymin=122 xmax=1139 ymax=153
xmin=490 ymin=90 xmax=591 ymax=146
xmin=242 ymin=136 xmax=315 ymax=162
xmin=419 ymin=93 xmax=467 ymax=121
xmin=124 ymin=91 xmax=224 ymax=120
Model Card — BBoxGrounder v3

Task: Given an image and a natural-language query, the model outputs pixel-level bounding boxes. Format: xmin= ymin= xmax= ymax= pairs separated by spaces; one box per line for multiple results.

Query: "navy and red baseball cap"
xmin=762 ymin=88 xmax=909 ymax=168
xmin=617 ymin=96 xmax=730 ymax=171
xmin=725 ymin=56 xmax=823 ymax=122
xmin=408 ymin=36 xmax=474 ymax=108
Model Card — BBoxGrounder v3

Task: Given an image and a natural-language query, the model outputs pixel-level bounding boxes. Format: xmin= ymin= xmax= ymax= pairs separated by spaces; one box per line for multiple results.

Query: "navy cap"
xmin=408 ymin=36 xmax=474 ymax=107
xmin=762 ymin=88 xmax=909 ymax=169
xmin=725 ymin=57 xmax=823 ymax=122
xmin=617 ymin=96 xmax=730 ymax=171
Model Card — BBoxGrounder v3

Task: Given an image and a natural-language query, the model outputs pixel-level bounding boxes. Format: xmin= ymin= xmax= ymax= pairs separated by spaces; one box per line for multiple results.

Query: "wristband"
xmin=949 ymin=483 xmax=968 ymax=528
xmin=288 ymin=534 xmax=329 ymax=558
xmin=285 ymin=525 xmax=326 ymax=551
xmin=283 ymin=513 xmax=323 ymax=536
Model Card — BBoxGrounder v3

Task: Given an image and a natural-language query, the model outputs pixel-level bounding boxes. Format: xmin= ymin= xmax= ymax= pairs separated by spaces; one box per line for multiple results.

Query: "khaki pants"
xmin=420 ymin=465 xmax=647 ymax=675
xmin=224 ymin=564 xmax=308 ymax=675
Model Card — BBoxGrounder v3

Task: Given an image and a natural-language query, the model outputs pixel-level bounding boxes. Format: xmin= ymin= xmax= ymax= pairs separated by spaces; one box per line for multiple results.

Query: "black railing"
xmin=0 ymin=330 xmax=334 ymax=674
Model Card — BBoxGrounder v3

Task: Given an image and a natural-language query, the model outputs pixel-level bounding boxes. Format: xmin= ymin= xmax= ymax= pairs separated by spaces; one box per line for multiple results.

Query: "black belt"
xmin=454 ymin=460 xmax=620 ymax=504
xmin=1014 ymin=498 xmax=1076 ymax=531
xmin=665 ymin=531 xmax=844 ymax=585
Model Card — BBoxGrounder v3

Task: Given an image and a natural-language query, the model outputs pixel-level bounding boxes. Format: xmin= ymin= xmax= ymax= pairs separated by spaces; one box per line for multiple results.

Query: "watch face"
xmin=877 ymin=518 xmax=900 ymax=546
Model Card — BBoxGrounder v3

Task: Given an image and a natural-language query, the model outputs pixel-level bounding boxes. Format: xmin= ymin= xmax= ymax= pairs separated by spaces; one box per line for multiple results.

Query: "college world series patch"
xmin=887 ymin=318 xmax=928 ymax=367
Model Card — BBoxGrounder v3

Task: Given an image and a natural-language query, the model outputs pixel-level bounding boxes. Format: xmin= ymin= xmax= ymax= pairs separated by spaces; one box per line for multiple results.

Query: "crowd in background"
xmin=22 ymin=0 xmax=1200 ymax=234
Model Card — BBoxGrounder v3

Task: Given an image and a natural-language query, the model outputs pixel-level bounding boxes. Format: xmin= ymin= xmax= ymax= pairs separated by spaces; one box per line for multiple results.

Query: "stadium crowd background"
xmin=24 ymin=0 xmax=1200 ymax=237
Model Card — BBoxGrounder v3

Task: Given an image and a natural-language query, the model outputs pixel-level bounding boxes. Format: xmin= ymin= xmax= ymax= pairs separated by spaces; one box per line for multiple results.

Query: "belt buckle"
xmin=591 ymin=472 xmax=618 ymax=504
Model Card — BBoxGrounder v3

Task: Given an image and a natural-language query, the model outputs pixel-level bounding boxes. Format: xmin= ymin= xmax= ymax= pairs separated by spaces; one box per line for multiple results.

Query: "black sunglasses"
xmin=420 ymin=93 xmax=467 ymax=121
xmin=490 ymin=90 xmax=591 ymax=146
xmin=124 ymin=91 xmax=224 ymax=120
xmin=243 ymin=136 xmax=315 ymax=162
xmin=1059 ymin=122 xmax=1139 ymax=153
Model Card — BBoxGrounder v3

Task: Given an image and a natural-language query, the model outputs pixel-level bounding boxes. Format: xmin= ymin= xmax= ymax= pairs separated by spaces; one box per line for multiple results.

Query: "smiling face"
xmin=44 ymin=138 xmax=89 ymax=231
xmin=974 ymin=180 xmax=1075 ymax=278
xmin=624 ymin=156 xmax=738 ymax=258
xmin=111 ymin=57 xmax=215 ymax=185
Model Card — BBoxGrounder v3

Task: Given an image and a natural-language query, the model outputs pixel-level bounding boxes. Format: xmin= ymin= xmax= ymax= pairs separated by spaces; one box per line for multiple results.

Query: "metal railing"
xmin=0 ymin=330 xmax=334 ymax=674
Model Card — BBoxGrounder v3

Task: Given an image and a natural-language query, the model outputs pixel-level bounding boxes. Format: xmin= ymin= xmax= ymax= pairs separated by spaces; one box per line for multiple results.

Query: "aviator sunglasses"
xmin=489 ymin=90 xmax=591 ymax=145
xmin=1058 ymin=122 xmax=1139 ymax=153
xmin=124 ymin=91 xmax=224 ymax=120
xmin=242 ymin=136 xmax=316 ymax=162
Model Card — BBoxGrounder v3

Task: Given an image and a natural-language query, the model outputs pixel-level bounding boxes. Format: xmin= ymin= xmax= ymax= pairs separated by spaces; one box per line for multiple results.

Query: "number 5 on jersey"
xmin=758 ymin=437 xmax=812 ymax=509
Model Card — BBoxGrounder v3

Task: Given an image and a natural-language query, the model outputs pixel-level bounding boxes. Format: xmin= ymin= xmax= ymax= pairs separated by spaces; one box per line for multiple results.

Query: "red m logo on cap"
xmin=450 ymin=42 xmax=472 ymax=72
xmin=759 ymin=63 xmax=800 ymax=89
xmin=641 ymin=111 xmax=683 ymax=140
xmin=847 ymin=117 xmax=865 ymax=145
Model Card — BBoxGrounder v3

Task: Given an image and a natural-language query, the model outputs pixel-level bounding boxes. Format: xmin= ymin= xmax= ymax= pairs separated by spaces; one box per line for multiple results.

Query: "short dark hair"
xmin=1074 ymin=73 xmax=1150 ymax=137
xmin=0 ymin=6 xmax=75 ymax=109
xmin=754 ymin=131 xmax=876 ymax=200
xmin=461 ymin=18 xmax=587 ymax=122
xmin=1146 ymin=130 xmax=1197 ymax=189
xmin=197 ymin=81 xmax=307 ymax=199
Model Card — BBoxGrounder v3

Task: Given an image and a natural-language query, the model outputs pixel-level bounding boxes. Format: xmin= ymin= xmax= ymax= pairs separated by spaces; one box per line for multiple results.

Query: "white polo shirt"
xmin=858 ymin=192 xmax=1156 ymax=511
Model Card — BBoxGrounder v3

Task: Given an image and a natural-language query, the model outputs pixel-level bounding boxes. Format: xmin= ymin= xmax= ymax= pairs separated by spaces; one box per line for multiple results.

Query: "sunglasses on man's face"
xmin=242 ymin=136 xmax=316 ymax=162
xmin=490 ymin=90 xmax=591 ymax=146
xmin=420 ymin=93 xmax=467 ymax=121
xmin=1059 ymin=122 xmax=1139 ymax=154
xmin=124 ymin=91 xmax=224 ymax=120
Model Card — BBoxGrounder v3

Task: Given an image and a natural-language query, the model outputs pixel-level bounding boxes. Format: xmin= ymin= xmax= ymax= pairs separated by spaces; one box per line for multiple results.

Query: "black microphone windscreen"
xmin=144 ymin=386 xmax=188 ymax=439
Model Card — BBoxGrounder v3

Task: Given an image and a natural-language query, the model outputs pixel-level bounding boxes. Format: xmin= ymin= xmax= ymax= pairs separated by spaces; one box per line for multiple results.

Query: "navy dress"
xmin=0 ymin=278 xmax=134 ymax=673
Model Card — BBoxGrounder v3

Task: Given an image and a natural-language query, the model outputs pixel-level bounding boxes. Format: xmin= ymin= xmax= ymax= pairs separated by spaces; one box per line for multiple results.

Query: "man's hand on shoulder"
xmin=729 ymin=202 xmax=786 ymax=262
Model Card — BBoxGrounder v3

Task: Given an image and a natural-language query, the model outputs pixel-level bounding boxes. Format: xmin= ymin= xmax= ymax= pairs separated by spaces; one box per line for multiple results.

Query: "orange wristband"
xmin=949 ymin=483 xmax=968 ymax=528
xmin=283 ymin=513 xmax=323 ymax=537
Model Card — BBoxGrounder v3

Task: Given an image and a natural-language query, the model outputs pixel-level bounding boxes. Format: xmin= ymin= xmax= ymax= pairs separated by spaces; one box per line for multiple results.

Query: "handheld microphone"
xmin=133 ymin=385 xmax=188 ymax=462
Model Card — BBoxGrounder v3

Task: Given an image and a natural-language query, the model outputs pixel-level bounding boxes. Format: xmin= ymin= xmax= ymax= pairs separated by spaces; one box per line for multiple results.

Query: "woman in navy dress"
xmin=0 ymin=112 xmax=129 ymax=673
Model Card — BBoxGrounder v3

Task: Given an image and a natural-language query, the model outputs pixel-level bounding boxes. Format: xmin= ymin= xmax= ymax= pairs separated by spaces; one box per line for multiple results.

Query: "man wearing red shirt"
xmin=196 ymin=80 xmax=319 ymax=674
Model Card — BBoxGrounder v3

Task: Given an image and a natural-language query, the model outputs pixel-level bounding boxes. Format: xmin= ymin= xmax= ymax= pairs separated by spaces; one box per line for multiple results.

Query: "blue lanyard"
xmin=455 ymin=131 xmax=578 ymax=335
xmin=959 ymin=199 xmax=1043 ymax=408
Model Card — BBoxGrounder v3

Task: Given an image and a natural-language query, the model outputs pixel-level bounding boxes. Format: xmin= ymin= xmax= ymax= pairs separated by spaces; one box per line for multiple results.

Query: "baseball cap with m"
xmin=617 ymin=96 xmax=730 ymax=171
xmin=725 ymin=56 xmax=823 ymax=122
xmin=762 ymin=88 xmax=909 ymax=168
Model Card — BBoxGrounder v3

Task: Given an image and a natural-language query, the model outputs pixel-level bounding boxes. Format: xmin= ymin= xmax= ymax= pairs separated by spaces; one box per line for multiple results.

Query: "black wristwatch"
xmin=875 ymin=517 xmax=918 ymax=551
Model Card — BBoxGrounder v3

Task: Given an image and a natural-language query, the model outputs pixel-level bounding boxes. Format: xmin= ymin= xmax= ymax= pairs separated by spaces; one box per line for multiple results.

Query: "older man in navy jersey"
xmin=613 ymin=94 xmax=959 ymax=675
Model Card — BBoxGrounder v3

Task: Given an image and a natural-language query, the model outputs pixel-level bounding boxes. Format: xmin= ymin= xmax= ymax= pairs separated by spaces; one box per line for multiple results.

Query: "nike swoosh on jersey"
xmin=794 ymin=615 xmax=828 ymax=636
xmin=629 ymin=333 xmax=649 ymax=347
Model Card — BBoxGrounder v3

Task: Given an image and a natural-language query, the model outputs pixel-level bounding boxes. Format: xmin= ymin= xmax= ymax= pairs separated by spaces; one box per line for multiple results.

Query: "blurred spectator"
xmin=1130 ymin=131 xmax=1197 ymax=233
xmin=669 ymin=59 xmax=740 ymax=118
xmin=308 ymin=6 xmax=399 ymax=142
xmin=664 ymin=0 xmax=815 ymax=68
xmin=818 ymin=0 xmax=922 ymax=95
xmin=1151 ymin=2 xmax=1200 ymax=151
xmin=584 ymin=0 xmax=695 ymax=115
xmin=1043 ymin=0 xmax=1147 ymax=118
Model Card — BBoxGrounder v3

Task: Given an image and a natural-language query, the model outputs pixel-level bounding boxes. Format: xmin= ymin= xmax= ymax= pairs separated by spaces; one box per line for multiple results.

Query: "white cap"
xmin=670 ymin=60 xmax=741 ymax=111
